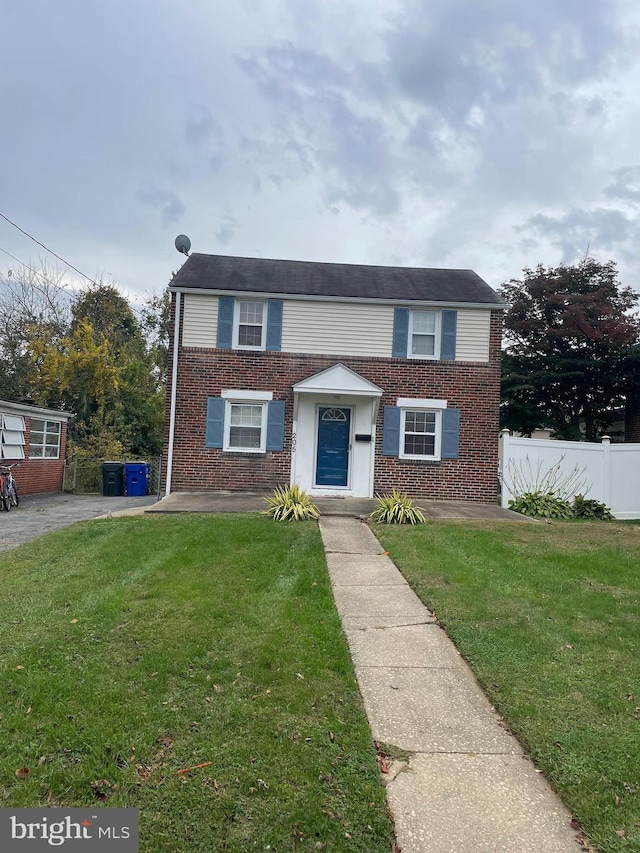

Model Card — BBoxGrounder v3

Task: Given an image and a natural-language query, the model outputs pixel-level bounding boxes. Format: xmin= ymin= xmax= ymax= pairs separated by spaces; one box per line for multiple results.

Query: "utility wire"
xmin=0 ymin=211 xmax=98 ymax=287
xmin=0 ymin=213 xmax=145 ymax=320
xmin=0 ymin=245 xmax=75 ymax=294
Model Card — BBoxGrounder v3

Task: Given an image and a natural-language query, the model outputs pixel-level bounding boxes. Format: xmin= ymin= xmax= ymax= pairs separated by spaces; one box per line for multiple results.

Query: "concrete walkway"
xmin=319 ymin=516 xmax=582 ymax=853
xmin=145 ymin=491 xmax=529 ymax=521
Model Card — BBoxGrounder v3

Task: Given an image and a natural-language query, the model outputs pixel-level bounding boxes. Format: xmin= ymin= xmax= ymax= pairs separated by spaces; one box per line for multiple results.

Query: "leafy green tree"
xmin=1 ymin=266 xmax=168 ymax=459
xmin=0 ymin=263 xmax=70 ymax=401
xmin=500 ymin=259 xmax=640 ymax=440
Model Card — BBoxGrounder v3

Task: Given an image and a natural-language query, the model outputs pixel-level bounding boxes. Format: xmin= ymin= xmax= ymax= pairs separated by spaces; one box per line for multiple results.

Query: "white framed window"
xmin=233 ymin=300 xmax=266 ymax=350
xmin=224 ymin=403 xmax=266 ymax=452
xmin=397 ymin=398 xmax=447 ymax=460
xmin=1 ymin=413 xmax=26 ymax=459
xmin=409 ymin=309 xmax=440 ymax=359
xmin=29 ymin=418 xmax=61 ymax=459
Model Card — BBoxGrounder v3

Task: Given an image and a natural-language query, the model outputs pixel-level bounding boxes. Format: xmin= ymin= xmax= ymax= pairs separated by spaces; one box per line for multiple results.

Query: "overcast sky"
xmin=2 ymin=0 xmax=640 ymax=303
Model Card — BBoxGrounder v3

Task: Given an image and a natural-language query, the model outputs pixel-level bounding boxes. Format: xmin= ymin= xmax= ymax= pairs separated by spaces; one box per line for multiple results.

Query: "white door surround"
xmin=290 ymin=364 xmax=382 ymax=498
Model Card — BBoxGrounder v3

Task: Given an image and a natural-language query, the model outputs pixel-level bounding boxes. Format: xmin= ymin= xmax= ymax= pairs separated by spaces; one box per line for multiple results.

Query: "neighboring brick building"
xmin=0 ymin=400 xmax=72 ymax=496
xmin=164 ymin=254 xmax=505 ymax=502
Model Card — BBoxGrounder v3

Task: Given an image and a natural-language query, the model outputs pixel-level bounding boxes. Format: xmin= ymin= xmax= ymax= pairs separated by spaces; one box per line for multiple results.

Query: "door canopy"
xmin=293 ymin=363 xmax=383 ymax=398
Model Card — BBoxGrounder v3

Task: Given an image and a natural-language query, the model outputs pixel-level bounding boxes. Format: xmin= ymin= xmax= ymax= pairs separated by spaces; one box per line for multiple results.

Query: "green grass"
xmin=0 ymin=515 xmax=395 ymax=852
xmin=375 ymin=519 xmax=640 ymax=853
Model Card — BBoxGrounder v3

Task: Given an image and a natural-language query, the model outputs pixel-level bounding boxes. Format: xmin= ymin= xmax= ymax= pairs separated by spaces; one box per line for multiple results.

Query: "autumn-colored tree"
xmin=1 ymin=265 xmax=167 ymax=458
xmin=500 ymin=259 xmax=640 ymax=440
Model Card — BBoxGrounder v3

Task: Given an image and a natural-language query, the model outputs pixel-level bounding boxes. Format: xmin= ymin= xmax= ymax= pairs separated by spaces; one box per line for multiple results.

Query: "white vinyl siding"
xmin=281 ymin=301 xmax=394 ymax=357
xmin=182 ymin=294 xmax=218 ymax=348
xmin=455 ymin=310 xmax=491 ymax=362
xmin=180 ymin=294 xmax=492 ymax=360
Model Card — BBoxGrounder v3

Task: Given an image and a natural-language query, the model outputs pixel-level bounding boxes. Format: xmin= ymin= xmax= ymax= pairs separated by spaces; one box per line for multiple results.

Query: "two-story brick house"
xmin=163 ymin=254 xmax=505 ymax=502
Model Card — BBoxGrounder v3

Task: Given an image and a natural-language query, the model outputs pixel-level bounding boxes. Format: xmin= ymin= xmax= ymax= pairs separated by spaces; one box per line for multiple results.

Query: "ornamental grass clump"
xmin=370 ymin=489 xmax=426 ymax=524
xmin=263 ymin=484 xmax=320 ymax=521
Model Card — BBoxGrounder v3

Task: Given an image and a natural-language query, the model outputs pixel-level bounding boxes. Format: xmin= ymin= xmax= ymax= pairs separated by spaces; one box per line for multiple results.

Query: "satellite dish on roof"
xmin=175 ymin=234 xmax=191 ymax=256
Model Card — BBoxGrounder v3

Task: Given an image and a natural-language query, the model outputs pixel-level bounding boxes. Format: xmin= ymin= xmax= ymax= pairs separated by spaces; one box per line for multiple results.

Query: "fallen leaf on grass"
xmin=157 ymin=736 xmax=173 ymax=749
xmin=176 ymin=762 xmax=213 ymax=775
xmin=14 ymin=768 xmax=30 ymax=779
xmin=15 ymin=665 xmax=24 ymax=670
xmin=91 ymin=779 xmax=113 ymax=800
xmin=70 ymin=619 xmax=79 ymax=624
xmin=616 ymin=830 xmax=626 ymax=837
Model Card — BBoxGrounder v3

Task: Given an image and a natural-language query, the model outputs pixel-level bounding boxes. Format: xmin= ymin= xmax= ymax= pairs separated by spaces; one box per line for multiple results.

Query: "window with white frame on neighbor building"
xmin=29 ymin=419 xmax=61 ymax=458
xmin=234 ymin=301 xmax=265 ymax=349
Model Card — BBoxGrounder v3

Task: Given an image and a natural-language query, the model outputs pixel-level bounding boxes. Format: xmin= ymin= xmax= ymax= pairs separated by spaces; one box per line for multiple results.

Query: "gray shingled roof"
xmin=169 ymin=253 xmax=505 ymax=306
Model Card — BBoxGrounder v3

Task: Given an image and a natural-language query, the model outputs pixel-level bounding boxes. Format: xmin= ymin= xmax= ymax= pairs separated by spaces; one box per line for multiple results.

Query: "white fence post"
xmin=499 ymin=429 xmax=510 ymax=509
xmin=601 ymin=436 xmax=611 ymax=508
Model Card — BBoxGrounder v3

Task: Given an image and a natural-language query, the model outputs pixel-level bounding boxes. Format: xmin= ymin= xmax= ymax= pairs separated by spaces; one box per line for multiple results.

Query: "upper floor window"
xmin=393 ymin=307 xmax=457 ymax=361
xmin=234 ymin=301 xmax=266 ymax=350
xmin=29 ymin=419 xmax=61 ymax=459
xmin=409 ymin=310 xmax=439 ymax=358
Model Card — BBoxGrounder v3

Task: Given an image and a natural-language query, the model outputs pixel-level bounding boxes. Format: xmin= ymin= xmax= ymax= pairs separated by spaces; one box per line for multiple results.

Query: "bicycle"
xmin=0 ymin=462 xmax=19 ymax=511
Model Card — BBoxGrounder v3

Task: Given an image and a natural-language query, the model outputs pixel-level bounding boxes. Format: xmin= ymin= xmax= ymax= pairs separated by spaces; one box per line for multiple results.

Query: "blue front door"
xmin=315 ymin=407 xmax=351 ymax=487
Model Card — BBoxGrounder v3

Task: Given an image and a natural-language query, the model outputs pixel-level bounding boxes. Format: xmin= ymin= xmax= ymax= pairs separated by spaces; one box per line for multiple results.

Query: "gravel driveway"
xmin=0 ymin=492 xmax=158 ymax=552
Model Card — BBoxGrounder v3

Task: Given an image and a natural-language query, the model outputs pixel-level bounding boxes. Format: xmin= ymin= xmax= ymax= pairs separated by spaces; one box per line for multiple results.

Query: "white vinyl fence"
xmin=499 ymin=430 xmax=640 ymax=520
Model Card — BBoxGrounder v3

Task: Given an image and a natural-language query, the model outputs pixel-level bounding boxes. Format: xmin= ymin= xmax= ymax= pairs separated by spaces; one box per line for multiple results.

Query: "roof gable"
xmin=169 ymin=253 xmax=504 ymax=306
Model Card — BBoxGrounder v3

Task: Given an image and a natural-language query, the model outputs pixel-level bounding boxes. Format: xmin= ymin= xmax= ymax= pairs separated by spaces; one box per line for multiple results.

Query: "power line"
xmin=0 ymin=244 xmax=147 ymax=323
xmin=0 ymin=211 xmax=98 ymax=287
xmin=0 ymin=213 xmax=145 ymax=320
xmin=0 ymin=245 xmax=75 ymax=294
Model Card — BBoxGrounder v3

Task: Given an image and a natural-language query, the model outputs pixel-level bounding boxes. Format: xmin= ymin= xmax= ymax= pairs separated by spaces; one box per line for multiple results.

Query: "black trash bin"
xmin=125 ymin=462 xmax=150 ymax=496
xmin=102 ymin=461 xmax=125 ymax=497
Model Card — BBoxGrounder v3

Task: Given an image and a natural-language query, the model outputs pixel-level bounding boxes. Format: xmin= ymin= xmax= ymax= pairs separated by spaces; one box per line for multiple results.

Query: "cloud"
xmin=524 ymin=208 xmax=636 ymax=260
xmin=605 ymin=166 xmax=640 ymax=203
xmin=136 ymin=189 xmax=186 ymax=227
xmin=185 ymin=107 xmax=215 ymax=147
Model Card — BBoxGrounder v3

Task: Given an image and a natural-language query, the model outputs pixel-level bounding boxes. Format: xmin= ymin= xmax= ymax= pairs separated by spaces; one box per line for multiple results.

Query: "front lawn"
xmin=375 ymin=520 xmax=640 ymax=853
xmin=0 ymin=515 xmax=395 ymax=852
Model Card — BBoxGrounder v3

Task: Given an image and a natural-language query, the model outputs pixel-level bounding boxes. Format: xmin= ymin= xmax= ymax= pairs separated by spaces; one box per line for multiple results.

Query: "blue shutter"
xmin=266 ymin=300 xmax=283 ymax=351
xmin=382 ymin=406 xmax=401 ymax=456
xmin=392 ymin=308 xmax=409 ymax=358
xmin=440 ymin=310 xmax=457 ymax=361
xmin=266 ymin=400 xmax=285 ymax=451
xmin=205 ymin=397 xmax=225 ymax=448
xmin=217 ymin=297 xmax=234 ymax=348
xmin=441 ymin=408 xmax=460 ymax=458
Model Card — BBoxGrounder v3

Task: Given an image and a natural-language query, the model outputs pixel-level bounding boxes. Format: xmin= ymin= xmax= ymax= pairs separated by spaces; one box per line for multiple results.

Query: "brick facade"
xmin=13 ymin=420 xmax=68 ymax=496
xmin=164 ymin=299 xmax=502 ymax=502
xmin=1 ymin=403 xmax=70 ymax=496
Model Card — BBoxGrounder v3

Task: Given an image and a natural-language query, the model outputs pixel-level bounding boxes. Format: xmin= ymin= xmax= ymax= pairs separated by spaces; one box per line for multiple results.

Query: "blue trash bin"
xmin=125 ymin=462 xmax=149 ymax=496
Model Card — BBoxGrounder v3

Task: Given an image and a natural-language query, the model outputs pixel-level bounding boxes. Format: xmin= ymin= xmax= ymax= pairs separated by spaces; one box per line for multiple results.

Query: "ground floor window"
xmin=1 ymin=413 xmax=26 ymax=459
xmin=205 ymin=392 xmax=284 ymax=453
xmin=29 ymin=419 xmax=61 ymax=459
xmin=225 ymin=402 xmax=266 ymax=452
xmin=400 ymin=408 xmax=441 ymax=459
